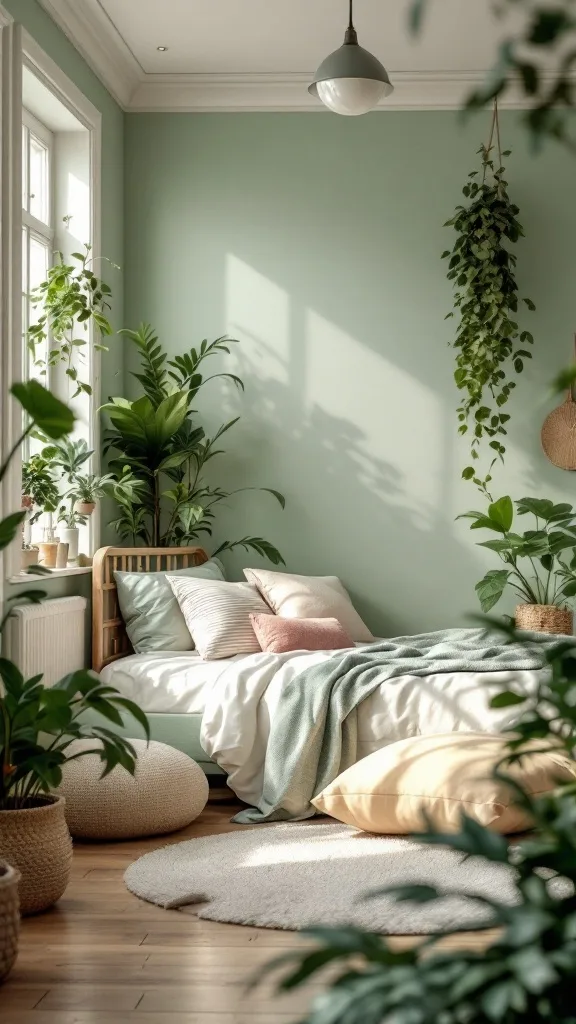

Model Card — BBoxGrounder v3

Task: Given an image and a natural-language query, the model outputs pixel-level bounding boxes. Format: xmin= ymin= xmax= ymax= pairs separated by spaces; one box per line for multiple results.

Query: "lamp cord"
xmin=349 ymin=0 xmax=354 ymax=29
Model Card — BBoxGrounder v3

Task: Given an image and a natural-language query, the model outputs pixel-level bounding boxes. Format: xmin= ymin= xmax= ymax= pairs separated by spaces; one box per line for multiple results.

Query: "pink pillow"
xmin=250 ymin=614 xmax=353 ymax=654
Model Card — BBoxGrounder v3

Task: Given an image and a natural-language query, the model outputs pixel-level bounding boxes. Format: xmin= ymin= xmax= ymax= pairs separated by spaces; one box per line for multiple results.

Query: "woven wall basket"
xmin=515 ymin=604 xmax=573 ymax=635
xmin=0 ymin=796 xmax=72 ymax=916
xmin=0 ymin=861 xmax=19 ymax=983
xmin=541 ymin=336 xmax=576 ymax=470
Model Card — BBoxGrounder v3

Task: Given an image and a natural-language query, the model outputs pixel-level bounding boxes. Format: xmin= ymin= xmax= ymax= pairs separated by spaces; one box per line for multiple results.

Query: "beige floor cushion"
xmin=59 ymin=739 xmax=209 ymax=840
xmin=312 ymin=732 xmax=575 ymax=834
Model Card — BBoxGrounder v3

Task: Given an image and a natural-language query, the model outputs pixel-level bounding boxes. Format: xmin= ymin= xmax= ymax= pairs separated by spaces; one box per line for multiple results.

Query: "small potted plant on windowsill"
xmin=459 ymin=495 xmax=576 ymax=634
xmin=56 ymin=505 xmax=87 ymax=566
xmin=72 ymin=472 xmax=114 ymax=517
xmin=21 ymin=454 xmax=59 ymax=571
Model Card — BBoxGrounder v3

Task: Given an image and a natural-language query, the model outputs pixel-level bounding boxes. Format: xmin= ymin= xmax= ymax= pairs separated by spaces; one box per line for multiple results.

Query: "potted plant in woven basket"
xmin=0 ymin=663 xmax=149 ymax=915
xmin=0 ymin=381 xmax=150 ymax=917
xmin=459 ymin=495 xmax=576 ymax=633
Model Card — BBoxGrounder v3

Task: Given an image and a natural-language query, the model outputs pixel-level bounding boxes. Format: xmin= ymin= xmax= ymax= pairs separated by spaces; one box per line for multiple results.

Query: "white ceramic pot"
xmin=74 ymin=501 xmax=96 ymax=517
xmin=59 ymin=527 xmax=79 ymax=566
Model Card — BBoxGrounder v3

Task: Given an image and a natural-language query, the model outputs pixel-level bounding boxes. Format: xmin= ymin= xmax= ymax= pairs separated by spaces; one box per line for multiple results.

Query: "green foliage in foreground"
xmin=0 ymin=380 xmax=149 ymax=811
xmin=411 ymin=1 xmax=576 ymax=152
xmin=260 ymin=620 xmax=576 ymax=1023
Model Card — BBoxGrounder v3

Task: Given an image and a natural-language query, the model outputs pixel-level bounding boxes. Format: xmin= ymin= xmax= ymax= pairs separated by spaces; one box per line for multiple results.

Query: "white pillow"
xmin=243 ymin=568 xmax=373 ymax=643
xmin=167 ymin=576 xmax=272 ymax=660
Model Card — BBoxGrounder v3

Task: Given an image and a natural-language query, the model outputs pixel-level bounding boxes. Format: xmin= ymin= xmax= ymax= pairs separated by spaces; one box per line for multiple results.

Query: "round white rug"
xmin=125 ymin=822 xmax=519 ymax=934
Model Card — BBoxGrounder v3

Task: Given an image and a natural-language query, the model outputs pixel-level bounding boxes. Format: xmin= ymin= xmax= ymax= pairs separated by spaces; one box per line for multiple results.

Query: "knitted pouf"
xmin=59 ymin=739 xmax=209 ymax=840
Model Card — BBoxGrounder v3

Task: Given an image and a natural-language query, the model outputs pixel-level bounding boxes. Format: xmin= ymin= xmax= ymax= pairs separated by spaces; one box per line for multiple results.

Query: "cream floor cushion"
xmin=312 ymin=732 xmax=576 ymax=835
xmin=59 ymin=739 xmax=209 ymax=840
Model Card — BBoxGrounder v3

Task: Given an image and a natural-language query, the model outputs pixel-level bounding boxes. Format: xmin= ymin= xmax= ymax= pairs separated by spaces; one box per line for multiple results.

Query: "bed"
xmin=91 ymin=546 xmax=547 ymax=800
xmin=91 ymin=545 xmax=226 ymax=774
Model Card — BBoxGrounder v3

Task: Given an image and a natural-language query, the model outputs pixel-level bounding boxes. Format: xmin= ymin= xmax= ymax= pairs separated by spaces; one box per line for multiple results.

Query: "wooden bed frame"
xmin=92 ymin=546 xmax=209 ymax=672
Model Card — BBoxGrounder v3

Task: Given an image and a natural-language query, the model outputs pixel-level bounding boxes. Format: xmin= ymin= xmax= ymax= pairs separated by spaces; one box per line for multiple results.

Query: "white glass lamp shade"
xmin=309 ymin=39 xmax=393 ymax=116
xmin=316 ymin=77 xmax=390 ymax=116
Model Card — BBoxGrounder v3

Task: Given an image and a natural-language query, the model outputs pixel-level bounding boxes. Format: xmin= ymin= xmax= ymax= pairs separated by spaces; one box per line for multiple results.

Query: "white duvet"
xmin=200 ymin=646 xmax=542 ymax=808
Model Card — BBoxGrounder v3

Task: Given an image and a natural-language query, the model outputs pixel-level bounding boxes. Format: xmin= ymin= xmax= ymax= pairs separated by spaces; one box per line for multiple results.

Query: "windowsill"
xmin=8 ymin=566 xmax=93 ymax=584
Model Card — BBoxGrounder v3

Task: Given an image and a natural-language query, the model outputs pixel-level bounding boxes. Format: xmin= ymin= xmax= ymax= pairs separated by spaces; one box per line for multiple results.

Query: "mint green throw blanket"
xmin=233 ymin=627 xmax=563 ymax=824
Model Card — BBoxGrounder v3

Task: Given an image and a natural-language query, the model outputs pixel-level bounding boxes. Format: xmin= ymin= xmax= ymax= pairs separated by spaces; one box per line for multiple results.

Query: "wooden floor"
xmin=1 ymin=798 xmax=496 ymax=1024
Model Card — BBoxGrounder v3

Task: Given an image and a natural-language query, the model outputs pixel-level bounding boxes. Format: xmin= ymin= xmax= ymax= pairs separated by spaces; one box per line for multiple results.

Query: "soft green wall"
xmin=124 ymin=111 xmax=576 ymax=636
xmin=5 ymin=0 xmax=124 ymax=603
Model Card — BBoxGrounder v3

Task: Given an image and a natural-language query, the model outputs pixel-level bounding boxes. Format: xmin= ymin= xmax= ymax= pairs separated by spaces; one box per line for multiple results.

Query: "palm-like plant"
xmin=102 ymin=325 xmax=285 ymax=562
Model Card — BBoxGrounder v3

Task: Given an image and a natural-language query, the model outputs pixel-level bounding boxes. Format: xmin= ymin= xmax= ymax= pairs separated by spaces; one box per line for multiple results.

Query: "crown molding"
xmin=37 ymin=0 xmax=141 ymax=108
xmin=33 ymin=3 xmax=574 ymax=113
xmin=129 ymin=70 xmax=549 ymax=113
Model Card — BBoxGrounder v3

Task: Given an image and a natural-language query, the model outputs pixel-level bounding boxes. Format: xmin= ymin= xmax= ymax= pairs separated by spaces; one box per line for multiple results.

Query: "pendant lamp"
xmin=308 ymin=0 xmax=394 ymax=115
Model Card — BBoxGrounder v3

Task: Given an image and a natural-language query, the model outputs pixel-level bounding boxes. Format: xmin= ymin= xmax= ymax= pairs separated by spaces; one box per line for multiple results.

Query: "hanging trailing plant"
xmin=443 ymin=101 xmax=536 ymax=497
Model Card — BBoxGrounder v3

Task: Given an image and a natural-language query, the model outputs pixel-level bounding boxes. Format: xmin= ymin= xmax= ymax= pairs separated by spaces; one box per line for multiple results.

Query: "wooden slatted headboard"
xmin=92 ymin=546 xmax=209 ymax=672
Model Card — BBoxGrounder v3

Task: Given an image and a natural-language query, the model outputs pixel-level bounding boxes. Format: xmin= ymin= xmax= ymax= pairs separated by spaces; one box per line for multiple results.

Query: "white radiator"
xmin=5 ymin=596 xmax=88 ymax=686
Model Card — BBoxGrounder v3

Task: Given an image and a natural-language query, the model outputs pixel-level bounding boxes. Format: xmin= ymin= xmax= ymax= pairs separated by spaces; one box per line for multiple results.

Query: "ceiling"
xmin=96 ymin=0 xmax=515 ymax=76
xmin=37 ymin=0 xmax=540 ymax=112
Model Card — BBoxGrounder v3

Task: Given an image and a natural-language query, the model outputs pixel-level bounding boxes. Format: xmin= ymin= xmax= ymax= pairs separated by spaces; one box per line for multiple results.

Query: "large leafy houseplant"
xmin=262 ymin=621 xmax=576 ymax=1023
xmin=444 ymin=104 xmax=535 ymax=496
xmin=102 ymin=325 xmax=285 ymax=562
xmin=0 ymin=380 xmax=149 ymax=914
xmin=458 ymin=495 xmax=576 ymax=612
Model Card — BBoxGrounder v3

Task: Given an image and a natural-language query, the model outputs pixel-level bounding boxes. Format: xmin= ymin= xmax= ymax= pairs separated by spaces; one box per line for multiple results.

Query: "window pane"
xmin=29 ymin=133 xmax=49 ymax=224
xmin=22 ymin=125 xmax=28 ymax=212
xmin=27 ymin=234 xmax=50 ymax=381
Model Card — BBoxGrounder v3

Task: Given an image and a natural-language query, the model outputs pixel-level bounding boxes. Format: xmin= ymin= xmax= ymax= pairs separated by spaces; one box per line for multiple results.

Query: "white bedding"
xmin=200 ymin=649 xmax=543 ymax=808
xmin=101 ymin=645 xmax=542 ymax=810
xmin=100 ymin=651 xmax=235 ymax=714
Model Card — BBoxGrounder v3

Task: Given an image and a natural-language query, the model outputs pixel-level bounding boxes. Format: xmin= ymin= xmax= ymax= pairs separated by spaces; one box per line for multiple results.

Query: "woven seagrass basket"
xmin=0 ymin=796 xmax=72 ymax=916
xmin=515 ymin=604 xmax=573 ymax=636
xmin=0 ymin=861 xmax=19 ymax=983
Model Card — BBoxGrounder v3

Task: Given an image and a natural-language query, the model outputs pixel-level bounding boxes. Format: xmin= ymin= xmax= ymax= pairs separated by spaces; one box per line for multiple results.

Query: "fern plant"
xmin=103 ymin=324 xmax=285 ymax=562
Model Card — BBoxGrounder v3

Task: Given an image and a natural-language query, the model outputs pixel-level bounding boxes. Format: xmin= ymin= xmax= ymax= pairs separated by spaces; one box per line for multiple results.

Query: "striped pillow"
xmin=166 ymin=576 xmax=272 ymax=660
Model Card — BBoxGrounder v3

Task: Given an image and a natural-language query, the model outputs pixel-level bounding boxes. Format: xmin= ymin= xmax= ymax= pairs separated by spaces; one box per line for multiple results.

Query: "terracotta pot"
xmin=20 ymin=548 xmax=39 ymax=570
xmin=74 ymin=501 xmax=96 ymax=516
xmin=0 ymin=796 xmax=72 ymax=915
xmin=515 ymin=604 xmax=573 ymax=636
xmin=37 ymin=541 xmax=58 ymax=568
xmin=0 ymin=861 xmax=19 ymax=982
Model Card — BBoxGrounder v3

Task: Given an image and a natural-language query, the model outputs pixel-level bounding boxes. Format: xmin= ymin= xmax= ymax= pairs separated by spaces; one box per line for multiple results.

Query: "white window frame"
xmin=22 ymin=107 xmax=53 ymax=235
xmin=1 ymin=29 xmax=103 ymax=581
xmin=0 ymin=11 xmax=24 ymax=594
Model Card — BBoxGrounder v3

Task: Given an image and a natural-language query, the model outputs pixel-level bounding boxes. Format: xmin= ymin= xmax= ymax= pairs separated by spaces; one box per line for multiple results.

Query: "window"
xmin=20 ymin=82 xmax=96 ymax=564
